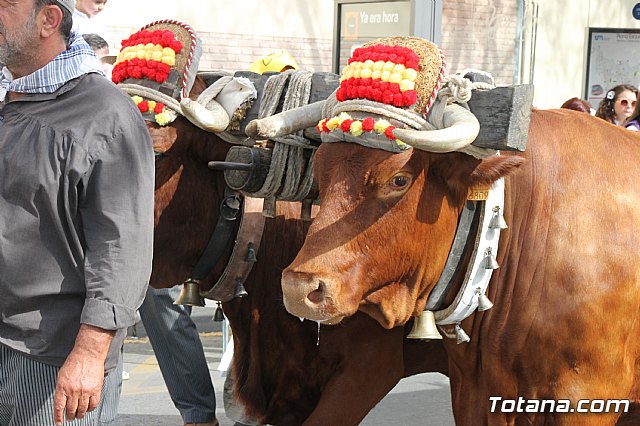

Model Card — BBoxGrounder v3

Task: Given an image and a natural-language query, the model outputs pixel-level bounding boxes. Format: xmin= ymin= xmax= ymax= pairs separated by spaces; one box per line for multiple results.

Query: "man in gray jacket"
xmin=0 ymin=0 xmax=154 ymax=425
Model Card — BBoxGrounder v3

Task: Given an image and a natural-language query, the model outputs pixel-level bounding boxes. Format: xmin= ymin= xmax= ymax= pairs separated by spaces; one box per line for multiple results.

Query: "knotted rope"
xmin=244 ymin=70 xmax=315 ymax=216
xmin=426 ymin=70 xmax=498 ymax=159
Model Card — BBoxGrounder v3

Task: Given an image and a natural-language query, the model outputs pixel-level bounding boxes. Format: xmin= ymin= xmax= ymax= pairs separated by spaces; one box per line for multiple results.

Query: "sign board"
xmin=333 ymin=0 xmax=442 ymax=74
xmin=584 ymin=28 xmax=640 ymax=106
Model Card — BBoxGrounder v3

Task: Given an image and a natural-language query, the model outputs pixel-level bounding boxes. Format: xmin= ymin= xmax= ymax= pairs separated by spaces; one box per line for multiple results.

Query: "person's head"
xmin=249 ymin=50 xmax=299 ymax=74
xmin=595 ymin=84 xmax=638 ymax=125
xmin=0 ymin=0 xmax=72 ymax=74
xmin=560 ymin=97 xmax=593 ymax=114
xmin=75 ymin=0 xmax=108 ymax=18
xmin=82 ymin=33 xmax=108 ymax=57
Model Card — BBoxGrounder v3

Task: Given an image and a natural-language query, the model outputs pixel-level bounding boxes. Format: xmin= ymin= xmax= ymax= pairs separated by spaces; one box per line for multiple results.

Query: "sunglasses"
xmin=617 ymin=99 xmax=637 ymax=107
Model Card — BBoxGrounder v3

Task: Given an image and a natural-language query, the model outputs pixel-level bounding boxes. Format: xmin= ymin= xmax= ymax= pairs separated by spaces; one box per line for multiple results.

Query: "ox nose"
xmin=281 ymin=270 xmax=334 ymax=320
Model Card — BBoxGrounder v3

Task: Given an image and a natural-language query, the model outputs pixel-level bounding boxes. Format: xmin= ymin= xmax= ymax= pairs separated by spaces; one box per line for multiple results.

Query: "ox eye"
xmin=379 ymin=172 xmax=413 ymax=197
xmin=391 ymin=175 xmax=410 ymax=188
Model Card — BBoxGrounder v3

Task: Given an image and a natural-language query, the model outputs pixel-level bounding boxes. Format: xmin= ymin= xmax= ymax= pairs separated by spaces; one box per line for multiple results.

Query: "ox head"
xmin=245 ymin=36 xmax=526 ymax=328
xmin=281 ymin=146 xmax=524 ymax=328
xmin=147 ymin=74 xmax=238 ymax=290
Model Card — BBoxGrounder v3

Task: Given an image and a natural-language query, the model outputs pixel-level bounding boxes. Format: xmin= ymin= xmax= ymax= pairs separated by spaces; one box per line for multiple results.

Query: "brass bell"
xmin=407 ymin=310 xmax=443 ymax=340
xmin=455 ymin=323 xmax=470 ymax=344
xmin=234 ymin=280 xmax=248 ymax=298
xmin=245 ymin=243 xmax=257 ymax=263
xmin=488 ymin=206 xmax=508 ymax=230
xmin=481 ymin=247 xmax=499 ymax=270
xmin=476 ymin=288 xmax=494 ymax=312
xmin=174 ymin=279 xmax=205 ymax=307
xmin=213 ymin=302 xmax=225 ymax=322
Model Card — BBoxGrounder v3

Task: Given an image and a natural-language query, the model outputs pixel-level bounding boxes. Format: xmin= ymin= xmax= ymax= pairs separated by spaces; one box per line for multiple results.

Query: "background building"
xmin=100 ymin=0 xmax=640 ymax=108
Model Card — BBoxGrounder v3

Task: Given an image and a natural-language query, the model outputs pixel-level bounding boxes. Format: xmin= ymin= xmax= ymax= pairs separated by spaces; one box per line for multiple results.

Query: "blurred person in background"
xmin=72 ymin=0 xmax=108 ymax=38
xmin=82 ymin=33 xmax=114 ymax=79
xmin=560 ymin=97 xmax=593 ymax=114
xmin=595 ymin=84 xmax=638 ymax=126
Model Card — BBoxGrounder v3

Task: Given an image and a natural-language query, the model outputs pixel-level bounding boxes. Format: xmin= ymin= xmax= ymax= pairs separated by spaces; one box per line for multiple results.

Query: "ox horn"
xmin=180 ymin=98 xmax=230 ymax=133
xmin=245 ymin=100 xmax=326 ymax=139
xmin=392 ymin=104 xmax=480 ymax=153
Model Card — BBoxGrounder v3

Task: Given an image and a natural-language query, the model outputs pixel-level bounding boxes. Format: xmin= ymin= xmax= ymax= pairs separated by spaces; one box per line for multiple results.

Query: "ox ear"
xmin=468 ymin=154 xmax=526 ymax=187
xmin=431 ymin=153 xmax=525 ymax=199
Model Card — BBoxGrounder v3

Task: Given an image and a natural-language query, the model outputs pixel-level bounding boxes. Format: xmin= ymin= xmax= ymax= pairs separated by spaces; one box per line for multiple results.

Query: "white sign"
xmin=585 ymin=29 xmax=640 ymax=106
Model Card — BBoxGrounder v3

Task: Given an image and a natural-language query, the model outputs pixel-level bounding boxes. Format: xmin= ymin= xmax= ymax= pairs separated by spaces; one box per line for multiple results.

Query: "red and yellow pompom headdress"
xmin=114 ymin=20 xmax=202 ymax=126
xmin=317 ymin=36 xmax=446 ymax=151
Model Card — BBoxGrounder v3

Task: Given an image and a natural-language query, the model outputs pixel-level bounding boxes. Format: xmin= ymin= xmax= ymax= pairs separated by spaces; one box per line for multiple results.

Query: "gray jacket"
xmin=0 ymin=73 xmax=154 ymax=371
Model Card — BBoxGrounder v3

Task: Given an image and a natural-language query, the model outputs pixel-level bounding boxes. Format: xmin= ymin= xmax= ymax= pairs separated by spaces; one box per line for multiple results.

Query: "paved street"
xmin=114 ymin=305 xmax=455 ymax=426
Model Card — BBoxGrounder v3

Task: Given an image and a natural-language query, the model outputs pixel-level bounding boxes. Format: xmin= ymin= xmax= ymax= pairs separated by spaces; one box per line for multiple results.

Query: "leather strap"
xmin=200 ymin=197 xmax=266 ymax=302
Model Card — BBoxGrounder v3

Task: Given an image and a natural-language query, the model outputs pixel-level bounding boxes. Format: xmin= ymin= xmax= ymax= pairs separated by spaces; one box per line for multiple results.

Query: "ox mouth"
xmin=296 ymin=315 xmax=345 ymax=325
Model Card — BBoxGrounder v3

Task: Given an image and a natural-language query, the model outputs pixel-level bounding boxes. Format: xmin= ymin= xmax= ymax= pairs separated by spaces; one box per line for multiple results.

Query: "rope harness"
xmin=244 ymin=70 xmax=317 ymax=216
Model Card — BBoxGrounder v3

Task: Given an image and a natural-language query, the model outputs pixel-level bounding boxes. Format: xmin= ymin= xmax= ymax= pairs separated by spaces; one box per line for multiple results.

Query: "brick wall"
xmin=106 ymin=27 xmax=333 ymax=73
xmin=441 ymin=0 xmax=519 ymax=86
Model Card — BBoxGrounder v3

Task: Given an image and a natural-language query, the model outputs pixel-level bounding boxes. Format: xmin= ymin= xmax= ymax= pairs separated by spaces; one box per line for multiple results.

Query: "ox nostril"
xmin=307 ymin=280 xmax=326 ymax=304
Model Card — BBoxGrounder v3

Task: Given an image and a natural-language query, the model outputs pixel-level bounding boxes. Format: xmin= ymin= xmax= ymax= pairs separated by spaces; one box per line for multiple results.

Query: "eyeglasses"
xmin=617 ymin=99 xmax=637 ymax=107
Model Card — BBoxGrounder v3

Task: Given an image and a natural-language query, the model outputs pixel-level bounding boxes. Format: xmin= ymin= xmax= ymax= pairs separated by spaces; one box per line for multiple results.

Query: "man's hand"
xmin=53 ymin=324 xmax=115 ymax=425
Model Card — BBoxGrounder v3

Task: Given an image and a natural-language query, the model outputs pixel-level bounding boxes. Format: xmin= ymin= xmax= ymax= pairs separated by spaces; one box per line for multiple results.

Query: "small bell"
xmin=213 ymin=302 xmax=225 ymax=321
xmin=407 ymin=310 xmax=443 ymax=340
xmin=481 ymin=247 xmax=499 ymax=270
xmin=476 ymin=288 xmax=494 ymax=311
xmin=234 ymin=280 xmax=248 ymax=298
xmin=174 ymin=279 xmax=205 ymax=307
xmin=455 ymin=323 xmax=470 ymax=344
xmin=245 ymin=243 xmax=257 ymax=263
xmin=488 ymin=206 xmax=508 ymax=230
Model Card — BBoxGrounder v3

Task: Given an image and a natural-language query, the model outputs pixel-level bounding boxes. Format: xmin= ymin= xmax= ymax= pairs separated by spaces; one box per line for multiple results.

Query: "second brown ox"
xmin=279 ymin=108 xmax=640 ymax=425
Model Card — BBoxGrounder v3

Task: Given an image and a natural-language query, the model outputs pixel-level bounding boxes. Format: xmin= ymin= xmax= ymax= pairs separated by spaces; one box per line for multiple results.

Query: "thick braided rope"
xmin=245 ymin=71 xmax=315 ymax=205
xmin=274 ymin=70 xmax=314 ymax=200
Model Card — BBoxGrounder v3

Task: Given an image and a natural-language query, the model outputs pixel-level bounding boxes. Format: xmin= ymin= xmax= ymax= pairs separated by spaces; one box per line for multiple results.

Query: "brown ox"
xmin=148 ymin=76 xmax=447 ymax=425
xmin=281 ymin=109 xmax=640 ymax=425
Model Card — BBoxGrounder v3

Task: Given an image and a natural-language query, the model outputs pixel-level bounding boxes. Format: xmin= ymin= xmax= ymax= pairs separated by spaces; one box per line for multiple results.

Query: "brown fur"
xmin=148 ymin=76 xmax=447 ymax=425
xmin=283 ymin=109 xmax=640 ymax=424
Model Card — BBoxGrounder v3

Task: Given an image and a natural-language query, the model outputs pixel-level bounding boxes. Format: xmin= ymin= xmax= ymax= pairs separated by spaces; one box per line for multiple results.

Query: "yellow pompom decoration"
xmin=373 ymin=119 xmax=391 ymax=133
xmin=326 ymin=116 xmax=341 ymax=130
xmin=393 ymin=63 xmax=406 ymax=73
xmin=162 ymin=56 xmax=176 ymax=66
xmin=350 ymin=121 xmax=364 ymax=136
xmin=399 ymin=79 xmax=416 ymax=92
xmin=389 ymin=73 xmax=402 ymax=84
xmin=403 ymin=68 xmax=418 ymax=81
xmin=155 ymin=112 xmax=172 ymax=126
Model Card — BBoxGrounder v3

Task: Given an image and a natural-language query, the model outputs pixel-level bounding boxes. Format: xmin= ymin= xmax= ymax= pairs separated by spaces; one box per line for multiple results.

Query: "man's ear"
xmin=39 ymin=5 xmax=63 ymax=38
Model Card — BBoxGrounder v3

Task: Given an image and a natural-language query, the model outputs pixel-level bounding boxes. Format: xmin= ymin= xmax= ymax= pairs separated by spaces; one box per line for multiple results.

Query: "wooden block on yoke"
xmin=467 ymin=84 xmax=534 ymax=152
xmin=304 ymin=72 xmax=340 ymax=142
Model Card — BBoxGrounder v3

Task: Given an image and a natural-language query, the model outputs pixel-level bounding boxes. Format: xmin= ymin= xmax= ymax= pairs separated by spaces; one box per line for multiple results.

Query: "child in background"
xmin=72 ymin=0 xmax=109 ymax=38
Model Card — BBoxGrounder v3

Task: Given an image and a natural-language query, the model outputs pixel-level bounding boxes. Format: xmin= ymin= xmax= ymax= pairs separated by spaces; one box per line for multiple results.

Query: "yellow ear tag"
xmin=467 ymin=184 xmax=491 ymax=201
